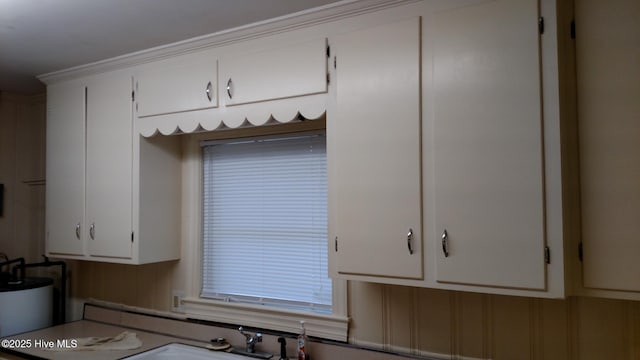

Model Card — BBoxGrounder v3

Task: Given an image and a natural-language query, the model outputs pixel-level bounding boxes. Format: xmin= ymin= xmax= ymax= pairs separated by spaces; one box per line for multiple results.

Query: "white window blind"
xmin=201 ymin=134 xmax=331 ymax=313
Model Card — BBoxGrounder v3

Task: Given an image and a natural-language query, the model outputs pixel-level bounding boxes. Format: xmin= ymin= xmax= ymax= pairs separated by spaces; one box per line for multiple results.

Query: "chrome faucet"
xmin=238 ymin=326 xmax=262 ymax=353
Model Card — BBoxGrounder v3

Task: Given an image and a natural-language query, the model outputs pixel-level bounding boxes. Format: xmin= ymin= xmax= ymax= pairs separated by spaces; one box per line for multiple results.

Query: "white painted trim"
xmin=37 ymin=0 xmax=420 ymax=84
xmin=182 ymin=297 xmax=349 ymax=342
xmin=137 ymin=94 xmax=327 ymax=137
xmin=179 ymin=126 xmax=349 ymax=342
xmin=345 ymin=339 xmax=474 ymax=360
xmin=85 ymin=298 xmax=188 ymax=320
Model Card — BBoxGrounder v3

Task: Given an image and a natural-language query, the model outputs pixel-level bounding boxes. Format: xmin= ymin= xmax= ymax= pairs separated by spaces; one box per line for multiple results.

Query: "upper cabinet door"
xmin=136 ymin=50 xmax=218 ymax=117
xmin=46 ymin=80 xmax=86 ymax=257
xmin=430 ymin=0 xmax=546 ymax=289
xmin=85 ymin=70 xmax=134 ymax=259
xmin=577 ymin=0 xmax=640 ymax=292
xmin=219 ymin=38 xmax=328 ymax=106
xmin=329 ymin=17 xmax=423 ymax=279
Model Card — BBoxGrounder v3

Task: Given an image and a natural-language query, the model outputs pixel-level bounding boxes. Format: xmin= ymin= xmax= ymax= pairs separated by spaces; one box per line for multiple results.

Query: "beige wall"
xmin=3 ymin=92 xmax=638 ymax=360
xmin=0 ymin=92 xmax=46 ymax=265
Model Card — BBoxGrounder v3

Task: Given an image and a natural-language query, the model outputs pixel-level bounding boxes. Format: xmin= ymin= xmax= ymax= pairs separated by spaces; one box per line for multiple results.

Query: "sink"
xmin=124 ymin=343 xmax=261 ymax=360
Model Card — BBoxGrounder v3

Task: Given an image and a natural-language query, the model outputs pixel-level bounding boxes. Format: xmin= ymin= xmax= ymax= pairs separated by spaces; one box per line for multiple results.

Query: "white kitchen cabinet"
xmin=46 ymin=69 xmax=181 ymax=264
xmin=329 ymin=0 xmax=571 ymax=297
xmin=135 ymin=50 xmax=218 ymax=117
xmin=46 ymin=70 xmax=133 ymax=260
xmin=429 ymin=0 xmax=546 ymax=289
xmin=219 ymin=38 xmax=328 ymax=106
xmin=42 ymin=0 xmax=575 ymax=296
xmin=46 ymin=71 xmax=132 ymax=259
xmin=45 ymin=79 xmax=86 ymax=256
xmin=85 ymin=71 xmax=134 ymax=259
xmin=577 ymin=0 xmax=640 ymax=294
xmin=328 ymin=17 xmax=423 ymax=279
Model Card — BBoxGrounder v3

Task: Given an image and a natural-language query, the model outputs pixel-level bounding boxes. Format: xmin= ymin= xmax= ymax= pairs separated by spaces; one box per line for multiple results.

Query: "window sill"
xmin=181 ymin=297 xmax=349 ymax=342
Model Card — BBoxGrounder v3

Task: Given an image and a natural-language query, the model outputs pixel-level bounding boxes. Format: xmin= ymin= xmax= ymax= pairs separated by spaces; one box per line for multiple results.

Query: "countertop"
xmin=1 ymin=303 xmax=420 ymax=360
xmin=0 ymin=320 xmax=207 ymax=360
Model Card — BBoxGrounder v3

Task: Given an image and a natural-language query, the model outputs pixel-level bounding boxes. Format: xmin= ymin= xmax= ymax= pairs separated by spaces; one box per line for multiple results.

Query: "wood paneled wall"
xmin=73 ymin=261 xmax=177 ymax=311
xmin=73 ymin=263 xmax=640 ymax=360
xmin=349 ymin=282 xmax=640 ymax=359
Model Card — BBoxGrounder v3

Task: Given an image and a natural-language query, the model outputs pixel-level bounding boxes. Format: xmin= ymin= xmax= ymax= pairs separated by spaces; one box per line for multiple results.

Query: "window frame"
xmin=200 ymin=131 xmax=331 ymax=312
xmin=178 ymin=120 xmax=349 ymax=342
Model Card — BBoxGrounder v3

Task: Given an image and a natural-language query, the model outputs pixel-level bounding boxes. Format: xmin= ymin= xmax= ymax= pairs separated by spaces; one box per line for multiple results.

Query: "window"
xmin=200 ymin=133 xmax=331 ymax=313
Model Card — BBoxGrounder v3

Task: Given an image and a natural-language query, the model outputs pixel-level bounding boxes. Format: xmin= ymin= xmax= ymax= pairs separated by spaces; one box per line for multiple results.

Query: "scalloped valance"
xmin=136 ymin=93 xmax=326 ymax=137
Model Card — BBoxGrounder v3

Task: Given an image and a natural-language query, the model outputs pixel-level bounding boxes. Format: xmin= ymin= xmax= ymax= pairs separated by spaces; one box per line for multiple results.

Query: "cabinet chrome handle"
xmin=226 ymin=78 xmax=233 ymax=99
xmin=75 ymin=223 xmax=81 ymax=240
xmin=205 ymin=81 xmax=213 ymax=102
xmin=442 ymin=229 xmax=449 ymax=257
xmin=407 ymin=228 xmax=414 ymax=255
xmin=89 ymin=223 xmax=95 ymax=240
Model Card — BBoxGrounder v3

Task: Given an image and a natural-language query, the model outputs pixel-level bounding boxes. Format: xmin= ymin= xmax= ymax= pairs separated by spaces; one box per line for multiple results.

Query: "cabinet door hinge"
xmin=133 ymin=82 xmax=138 ymax=112
xmin=326 ymin=45 xmax=330 ymax=58
xmin=538 ymin=17 xmax=545 ymax=35
xmin=578 ymin=242 xmax=583 ymax=262
xmin=570 ymin=20 xmax=576 ymax=39
xmin=131 ymin=231 xmax=134 ymax=243
xmin=544 ymin=245 xmax=551 ymax=264
xmin=334 ymin=236 xmax=338 ymax=252
xmin=84 ymin=87 xmax=88 ymax=120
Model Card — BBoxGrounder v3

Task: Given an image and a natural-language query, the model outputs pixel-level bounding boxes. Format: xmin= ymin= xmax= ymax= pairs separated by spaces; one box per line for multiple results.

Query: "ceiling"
xmin=0 ymin=0 xmax=341 ymax=94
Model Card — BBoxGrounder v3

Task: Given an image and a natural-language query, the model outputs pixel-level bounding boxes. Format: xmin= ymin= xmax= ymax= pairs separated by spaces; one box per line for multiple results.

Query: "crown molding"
xmin=38 ymin=0 xmax=419 ymax=85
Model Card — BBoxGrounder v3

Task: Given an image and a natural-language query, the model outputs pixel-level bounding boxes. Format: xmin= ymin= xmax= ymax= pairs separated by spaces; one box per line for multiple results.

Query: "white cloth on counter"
xmin=48 ymin=331 xmax=142 ymax=351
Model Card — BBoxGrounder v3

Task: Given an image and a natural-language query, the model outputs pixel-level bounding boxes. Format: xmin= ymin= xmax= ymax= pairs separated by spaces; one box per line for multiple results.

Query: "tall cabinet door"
xmin=85 ymin=70 xmax=134 ymax=259
xmin=577 ymin=0 xmax=640 ymax=292
xmin=46 ymin=80 xmax=86 ymax=256
xmin=329 ymin=17 xmax=423 ymax=279
xmin=430 ymin=0 xmax=546 ymax=289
